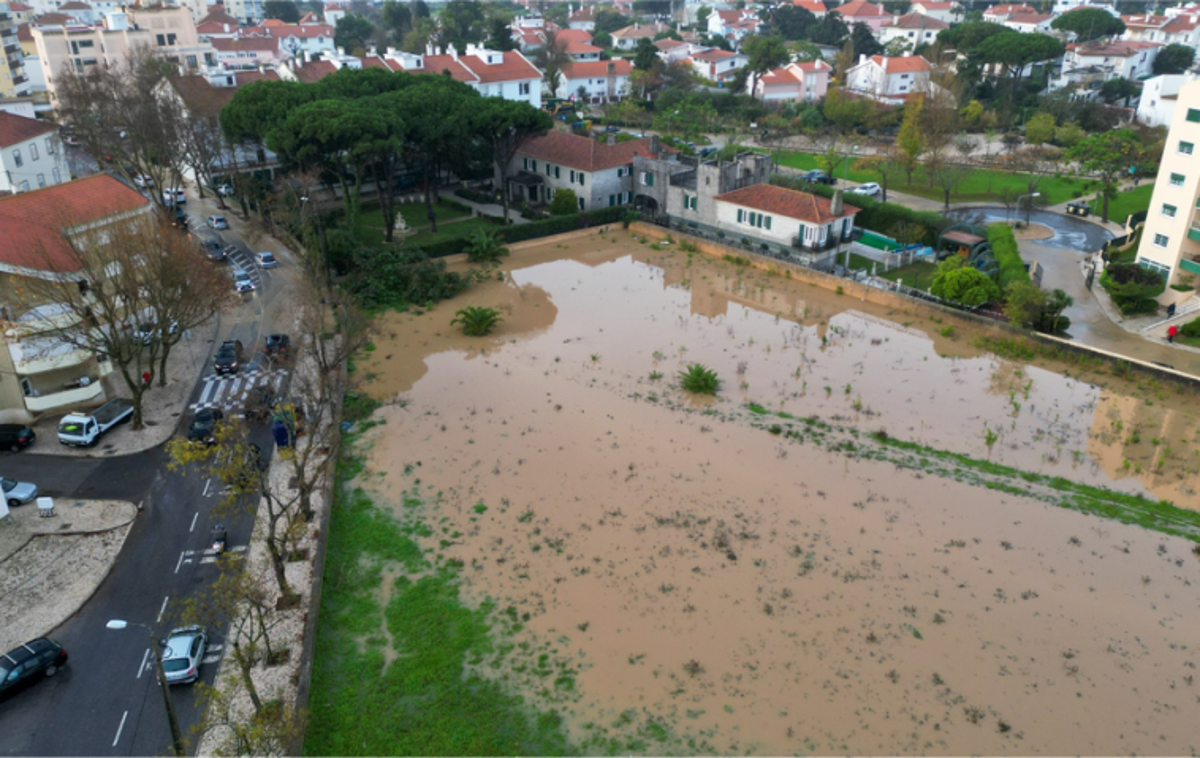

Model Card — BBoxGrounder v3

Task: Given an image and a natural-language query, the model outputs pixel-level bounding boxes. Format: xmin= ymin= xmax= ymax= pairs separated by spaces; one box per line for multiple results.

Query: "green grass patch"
xmin=1089 ymin=184 xmax=1153 ymax=225
xmin=877 ymin=260 xmax=938 ymax=291
xmin=360 ymin=199 xmax=471 ymax=229
xmin=776 ymin=150 xmax=1093 ymax=205
xmin=405 ymin=217 xmax=503 ymax=246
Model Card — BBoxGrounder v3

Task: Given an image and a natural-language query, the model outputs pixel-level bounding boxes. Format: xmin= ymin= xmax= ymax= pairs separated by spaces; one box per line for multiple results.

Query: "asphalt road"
xmin=0 ymin=217 xmax=291 ymax=755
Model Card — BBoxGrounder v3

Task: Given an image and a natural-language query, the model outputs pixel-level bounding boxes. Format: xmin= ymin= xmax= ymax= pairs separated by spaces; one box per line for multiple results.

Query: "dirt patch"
xmin=347 ymin=231 xmax=1200 ymax=754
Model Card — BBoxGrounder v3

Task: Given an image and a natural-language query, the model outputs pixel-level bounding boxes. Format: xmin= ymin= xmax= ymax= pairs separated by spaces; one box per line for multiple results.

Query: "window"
xmin=30 ymin=143 xmax=38 ymax=161
xmin=764 ymin=215 xmax=771 ymax=230
xmin=36 ymin=173 xmax=45 ymax=187
xmin=52 ymin=167 xmax=60 ymax=183
xmin=18 ymin=180 xmax=28 ymax=192
xmin=1163 ymin=203 xmax=1177 ymax=217
xmin=609 ymin=194 xmax=617 ymax=206
xmin=641 ymin=172 xmax=654 ymax=186
xmin=570 ymin=169 xmax=576 ymax=182
xmin=11 ymin=149 xmax=21 ymax=167
xmin=156 ymin=33 xmax=166 ymax=45
xmin=578 ymin=197 xmax=585 ymax=210
xmin=1154 ymin=233 xmax=1169 ymax=247
xmin=1180 ymin=141 xmax=1194 ymax=155
xmin=1188 ymin=108 xmax=1200 ymax=123
xmin=617 ymin=167 xmax=625 ymax=177
xmin=519 ymin=82 xmax=530 ymax=95
xmin=546 ymin=163 xmax=552 ymax=176
xmin=737 ymin=208 xmax=744 ymax=223
xmin=530 ymin=160 xmax=537 ymax=171
xmin=1139 ymin=258 xmax=1171 ymax=277
xmin=522 ymin=158 xmax=529 ymax=170
xmin=578 ymin=173 xmax=585 ymax=186
xmin=1170 ymin=172 xmax=1186 ymax=186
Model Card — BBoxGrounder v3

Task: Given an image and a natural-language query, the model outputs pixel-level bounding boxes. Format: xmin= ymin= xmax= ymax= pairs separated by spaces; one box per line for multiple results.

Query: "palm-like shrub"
xmin=678 ymin=363 xmax=721 ymax=395
xmin=463 ymin=231 xmax=509 ymax=263
xmin=451 ymin=306 xmax=503 ymax=336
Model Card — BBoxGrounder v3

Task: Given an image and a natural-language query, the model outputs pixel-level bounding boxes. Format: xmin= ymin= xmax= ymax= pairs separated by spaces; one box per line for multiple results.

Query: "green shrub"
xmin=1100 ymin=262 xmax=1165 ymax=314
xmin=931 ymin=257 xmax=1002 ymax=306
xmin=987 ymin=224 xmax=1029 ymax=292
xmin=549 ymin=189 xmax=579 ymax=216
xmin=346 ymin=247 xmax=472 ymax=310
xmin=1179 ymin=316 xmax=1200 ymax=338
xmin=451 ymin=306 xmax=504 ymax=336
xmin=678 ymin=363 xmax=721 ymax=395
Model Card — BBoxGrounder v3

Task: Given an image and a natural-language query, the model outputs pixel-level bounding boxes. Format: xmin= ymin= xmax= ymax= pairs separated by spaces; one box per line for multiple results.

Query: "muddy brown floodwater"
xmin=352 ymin=230 xmax=1200 ymax=755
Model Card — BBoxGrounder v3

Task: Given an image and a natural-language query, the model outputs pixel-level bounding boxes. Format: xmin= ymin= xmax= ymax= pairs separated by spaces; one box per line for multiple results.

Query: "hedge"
xmin=771 ymin=174 xmax=950 ymax=247
xmin=1100 ymin=261 xmax=1166 ymax=315
xmin=406 ymin=205 xmax=629 ymax=258
xmin=987 ymin=224 xmax=1029 ymax=291
xmin=1180 ymin=316 xmax=1200 ymax=339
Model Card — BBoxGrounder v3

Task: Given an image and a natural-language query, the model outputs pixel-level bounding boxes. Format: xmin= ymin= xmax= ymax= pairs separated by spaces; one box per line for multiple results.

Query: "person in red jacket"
xmin=1167 ymin=324 xmax=1178 ymax=344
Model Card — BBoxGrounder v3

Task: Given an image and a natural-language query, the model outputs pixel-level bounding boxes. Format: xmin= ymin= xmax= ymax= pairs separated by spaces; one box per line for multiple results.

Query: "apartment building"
xmin=1135 ymin=77 xmax=1200 ymax=286
xmin=34 ymin=5 xmax=214 ymax=106
xmin=224 ymin=0 xmax=265 ymax=25
xmin=0 ymin=111 xmax=69 ymax=193
xmin=0 ymin=2 xmax=31 ymax=98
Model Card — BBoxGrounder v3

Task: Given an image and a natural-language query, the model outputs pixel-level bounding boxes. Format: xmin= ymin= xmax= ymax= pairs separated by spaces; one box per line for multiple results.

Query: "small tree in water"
xmin=679 ymin=363 xmax=722 ymax=395
xmin=452 ymin=306 xmax=504 ymax=336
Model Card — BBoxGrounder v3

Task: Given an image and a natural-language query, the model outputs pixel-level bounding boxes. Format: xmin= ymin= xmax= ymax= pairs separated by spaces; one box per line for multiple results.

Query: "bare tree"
xmin=191 ymin=680 xmax=305 ymax=757
xmin=54 ymin=48 xmax=187 ymax=212
xmin=176 ymin=110 xmax=231 ymax=207
xmin=929 ymin=160 xmax=971 ymax=209
xmin=953 ymin=132 xmax=981 ymax=164
xmin=13 ymin=213 xmax=228 ymax=428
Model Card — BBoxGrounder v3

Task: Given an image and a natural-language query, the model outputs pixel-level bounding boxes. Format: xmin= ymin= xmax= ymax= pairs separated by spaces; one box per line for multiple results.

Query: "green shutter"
xmin=580 ymin=173 xmax=585 ymax=186
xmin=609 ymin=194 xmax=616 ymax=206
xmin=647 ymin=173 xmax=654 ymax=186
xmin=1188 ymin=108 xmax=1200 ymax=123
xmin=555 ymin=166 xmax=560 ymax=178
xmin=737 ymin=208 xmax=744 ymax=223
xmin=1181 ymin=141 xmax=1194 ymax=154
xmin=765 ymin=215 xmax=771 ymax=230
xmin=1172 ymin=173 xmax=1186 ymax=185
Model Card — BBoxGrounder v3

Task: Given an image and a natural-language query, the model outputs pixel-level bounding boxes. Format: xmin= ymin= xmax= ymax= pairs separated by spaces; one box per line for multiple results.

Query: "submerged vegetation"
xmin=678 ymin=363 xmax=722 ymax=395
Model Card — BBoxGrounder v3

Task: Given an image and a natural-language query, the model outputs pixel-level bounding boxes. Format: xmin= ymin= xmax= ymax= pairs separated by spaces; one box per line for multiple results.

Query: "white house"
xmin=834 ymin=0 xmax=894 ymax=32
xmin=1049 ymin=40 xmax=1161 ymax=94
xmin=386 ymin=44 xmax=544 ymax=108
xmin=711 ymin=183 xmax=859 ymax=253
xmin=506 ymin=131 xmax=665 ymax=211
xmin=322 ymin=2 xmax=345 ymax=27
xmin=910 ymin=1 xmax=960 ymax=23
xmin=844 ymin=54 xmax=933 ymax=105
xmin=557 ymin=58 xmax=632 ymax=103
xmin=982 ymin=3 xmax=1037 ymax=22
xmin=610 ymin=21 xmax=670 ymax=50
xmin=1002 ymin=12 xmax=1053 ymax=33
xmin=654 ymin=38 xmax=691 ymax=63
xmin=793 ymin=0 xmax=828 ymax=18
xmin=1137 ymin=72 xmax=1200 ymax=127
xmin=0 ymin=111 xmax=69 ymax=194
xmin=751 ymin=60 xmax=831 ymax=102
xmin=687 ymin=49 xmax=747 ymax=83
xmin=247 ymin=21 xmax=335 ymax=57
xmin=707 ymin=8 xmax=762 ymax=42
xmin=1121 ymin=13 xmax=1200 ymax=47
xmin=567 ymin=5 xmax=595 ymax=31
xmin=878 ymin=14 xmax=948 ymax=52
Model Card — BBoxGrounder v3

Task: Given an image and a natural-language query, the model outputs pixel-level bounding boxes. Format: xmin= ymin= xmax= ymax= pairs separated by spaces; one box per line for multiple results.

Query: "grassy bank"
xmin=774 ymin=150 xmax=1095 ymax=205
xmin=305 ymin=430 xmax=577 ymax=756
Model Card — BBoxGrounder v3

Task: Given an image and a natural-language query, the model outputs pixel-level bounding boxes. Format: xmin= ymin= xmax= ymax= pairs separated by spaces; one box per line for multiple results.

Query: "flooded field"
xmin=343 ymin=230 xmax=1200 ymax=755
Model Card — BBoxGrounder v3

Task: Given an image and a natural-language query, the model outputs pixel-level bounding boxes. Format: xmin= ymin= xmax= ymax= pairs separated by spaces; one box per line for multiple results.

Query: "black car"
xmin=265 ymin=334 xmax=290 ymax=356
xmin=0 ymin=639 xmax=67 ymax=697
xmin=187 ymin=408 xmax=225 ymax=444
xmin=800 ymin=169 xmax=836 ymax=185
xmin=0 ymin=424 xmax=35 ymax=453
xmin=214 ymin=340 xmax=244 ymax=375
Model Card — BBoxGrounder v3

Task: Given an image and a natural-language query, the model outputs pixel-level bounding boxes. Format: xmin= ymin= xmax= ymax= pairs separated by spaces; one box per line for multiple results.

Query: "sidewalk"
xmin=0 ymin=499 xmax=138 ymax=652
xmin=439 ymin=187 xmax=532 ymax=224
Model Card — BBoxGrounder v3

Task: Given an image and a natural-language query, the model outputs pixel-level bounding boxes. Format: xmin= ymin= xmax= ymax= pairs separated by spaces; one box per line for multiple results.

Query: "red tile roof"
xmin=1121 ymin=13 xmax=1168 ymax=28
xmin=1006 ymin=12 xmax=1051 ymax=24
xmin=33 ymin=12 xmax=71 ymax=24
xmin=914 ymin=1 xmax=957 ymax=8
xmin=519 ymin=131 xmax=661 ymax=172
xmin=168 ymin=75 xmax=237 ymax=117
xmin=9 ymin=3 xmax=32 ymax=11
xmin=794 ymin=0 xmax=827 ymax=11
xmin=714 ymin=184 xmax=859 ymax=224
xmin=0 ymin=112 xmax=58 ymax=148
xmin=197 ymin=8 xmax=240 ymax=29
xmin=360 ymin=55 xmax=399 ymax=71
xmin=0 ymin=175 xmax=150 ymax=273
xmin=1073 ymin=40 xmax=1162 ymax=57
xmin=16 ymin=22 xmax=32 ymax=42
xmin=422 ymin=54 xmax=478 ymax=82
xmin=836 ymin=0 xmax=889 ymax=17
xmin=565 ymin=40 xmax=601 ymax=55
xmin=561 ymin=58 xmax=633 ymax=79
xmin=690 ymin=49 xmax=736 ymax=63
xmin=58 ymin=2 xmax=92 ymax=10
xmin=553 ymin=29 xmax=594 ymax=44
xmin=760 ymin=60 xmax=829 ymax=84
xmin=884 ymin=12 xmax=948 ymax=28
xmin=291 ymin=59 xmax=337 ymax=83
xmin=211 ymin=37 xmax=278 ymax=52
xmin=611 ymin=22 xmax=667 ymax=39
xmin=982 ymin=3 xmax=1036 ymax=15
xmin=866 ymin=54 xmax=932 ymax=72
xmin=1161 ymin=14 xmax=1200 ymax=32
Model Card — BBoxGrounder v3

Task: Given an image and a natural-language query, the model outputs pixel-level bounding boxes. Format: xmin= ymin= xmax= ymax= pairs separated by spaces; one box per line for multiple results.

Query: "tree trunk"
xmin=157 ymin=345 xmax=171 ymax=387
xmin=424 ymin=165 xmax=438 ymax=234
xmin=233 ymin=642 xmax=264 ymax=714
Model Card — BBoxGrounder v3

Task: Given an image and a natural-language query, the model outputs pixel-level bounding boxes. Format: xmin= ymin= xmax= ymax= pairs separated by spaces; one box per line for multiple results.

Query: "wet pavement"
xmin=947 ymin=207 xmax=1115 ymax=252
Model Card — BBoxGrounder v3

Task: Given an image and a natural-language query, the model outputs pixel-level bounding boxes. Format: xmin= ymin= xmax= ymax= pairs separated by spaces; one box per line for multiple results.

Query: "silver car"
xmin=1 ymin=477 xmax=38 ymax=507
xmin=233 ymin=268 xmax=256 ymax=293
xmin=161 ymin=626 xmax=207 ymax=684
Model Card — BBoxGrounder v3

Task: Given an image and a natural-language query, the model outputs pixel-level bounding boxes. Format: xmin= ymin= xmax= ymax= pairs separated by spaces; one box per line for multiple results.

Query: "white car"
xmin=0 ymin=477 xmax=38 ymax=508
xmin=206 ymin=215 xmax=229 ymax=230
xmin=256 ymin=251 xmax=278 ymax=269
xmin=163 ymin=188 xmax=185 ymax=205
xmin=849 ymin=182 xmax=881 ymax=197
xmin=161 ymin=626 xmax=207 ymax=685
xmin=133 ymin=174 xmax=154 ymax=189
xmin=233 ymin=268 xmax=256 ymax=293
xmin=216 ymin=184 xmax=233 ymax=197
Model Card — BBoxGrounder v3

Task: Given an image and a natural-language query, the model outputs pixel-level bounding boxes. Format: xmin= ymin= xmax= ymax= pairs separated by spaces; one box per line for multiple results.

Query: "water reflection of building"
xmin=1087 ymin=390 xmax=1198 ymax=509
xmin=648 ymin=252 xmax=816 ymax=322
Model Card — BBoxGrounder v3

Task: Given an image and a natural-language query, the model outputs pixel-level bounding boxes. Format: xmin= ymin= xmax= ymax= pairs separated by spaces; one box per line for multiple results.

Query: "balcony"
xmin=792 ymin=231 xmax=858 ymax=253
xmin=24 ymin=381 xmax=103 ymax=414
xmin=1189 ymin=213 xmax=1200 ymax=243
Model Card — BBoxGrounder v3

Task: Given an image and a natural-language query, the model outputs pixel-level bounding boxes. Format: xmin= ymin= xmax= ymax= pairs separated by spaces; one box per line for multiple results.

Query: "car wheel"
xmin=10 ymin=443 xmax=19 ymax=453
xmin=45 ymin=664 xmax=58 ymax=677
xmin=8 ymin=499 xmax=19 ymax=508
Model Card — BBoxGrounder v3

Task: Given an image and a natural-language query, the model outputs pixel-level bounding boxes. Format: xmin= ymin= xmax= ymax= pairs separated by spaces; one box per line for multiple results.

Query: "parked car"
xmin=256 ymin=251 xmax=278 ymax=269
xmin=265 ymin=334 xmax=290 ymax=356
xmin=1 ymin=477 xmax=38 ymax=507
xmin=170 ymin=205 xmax=188 ymax=230
xmin=133 ymin=174 xmax=153 ymax=189
xmin=201 ymin=239 xmax=225 ymax=261
xmin=0 ymin=424 xmax=35 ymax=453
xmin=696 ymin=145 xmax=719 ymax=158
xmin=136 ymin=320 xmax=179 ymax=345
xmin=214 ymin=340 xmax=245 ymax=375
xmin=849 ymin=182 xmax=881 ymax=197
xmin=64 ymin=135 xmax=80 ymax=147
xmin=800 ymin=169 xmax=835 ymax=185
xmin=0 ymin=638 xmax=67 ymax=696
xmin=232 ymin=268 xmax=255 ymax=293
xmin=216 ymin=184 xmax=233 ymax=197
xmin=161 ymin=626 xmax=207 ymax=685
xmin=206 ymin=215 xmax=229 ymax=230
xmin=187 ymin=408 xmax=225 ymax=444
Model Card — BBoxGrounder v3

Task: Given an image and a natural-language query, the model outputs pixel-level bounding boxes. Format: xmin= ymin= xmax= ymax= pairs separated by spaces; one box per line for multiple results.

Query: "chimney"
xmin=223 ymin=22 xmax=228 ymax=32
xmin=425 ymin=43 xmax=433 ymax=55
xmin=650 ymin=134 xmax=660 ymax=156
xmin=830 ymin=189 xmax=844 ymax=216
xmin=634 ymin=21 xmax=639 ymax=29
xmin=607 ymin=60 xmax=615 ymax=73
xmin=859 ymin=53 xmax=866 ymax=64
xmin=607 ymin=133 xmax=616 ymax=145
xmin=882 ymin=56 xmax=888 ymax=70
xmin=448 ymin=43 xmax=457 ymax=60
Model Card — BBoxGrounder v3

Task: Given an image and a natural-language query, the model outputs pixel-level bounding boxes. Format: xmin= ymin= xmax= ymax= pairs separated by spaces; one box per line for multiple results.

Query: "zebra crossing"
xmin=191 ymin=367 xmax=288 ymax=414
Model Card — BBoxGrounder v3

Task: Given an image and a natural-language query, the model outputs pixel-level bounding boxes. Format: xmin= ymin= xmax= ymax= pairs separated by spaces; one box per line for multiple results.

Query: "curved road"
xmin=0 ymin=218 xmax=291 ymax=756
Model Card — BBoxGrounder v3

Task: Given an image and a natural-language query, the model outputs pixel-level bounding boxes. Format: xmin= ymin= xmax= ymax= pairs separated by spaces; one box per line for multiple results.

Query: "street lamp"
xmin=1017 ymin=191 xmax=1041 ymax=225
xmin=107 ymin=619 xmax=186 ymax=757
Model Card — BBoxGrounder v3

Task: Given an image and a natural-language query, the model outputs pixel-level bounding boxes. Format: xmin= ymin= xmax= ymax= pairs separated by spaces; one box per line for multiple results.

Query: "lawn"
xmin=404 ymin=217 xmax=501 ymax=246
xmin=774 ymin=150 xmax=1096 ymax=206
xmin=877 ymin=260 xmax=938 ymax=291
xmin=356 ymin=200 xmax=491 ymax=247
xmin=1089 ymin=184 xmax=1153 ymax=225
xmin=360 ymin=199 xmax=471 ymax=229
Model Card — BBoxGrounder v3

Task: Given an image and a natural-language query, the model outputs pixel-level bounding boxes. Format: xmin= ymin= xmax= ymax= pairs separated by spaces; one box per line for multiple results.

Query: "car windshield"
xmin=58 ymin=421 xmax=85 ymax=434
xmin=162 ymin=657 xmax=190 ymax=672
xmin=0 ymin=478 xmax=14 ymax=492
